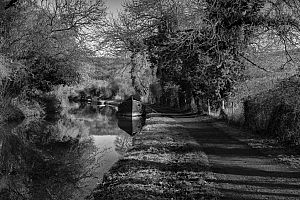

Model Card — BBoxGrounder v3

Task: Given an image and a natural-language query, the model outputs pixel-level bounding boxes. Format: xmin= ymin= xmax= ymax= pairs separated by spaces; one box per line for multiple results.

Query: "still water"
xmin=0 ymin=102 xmax=145 ymax=200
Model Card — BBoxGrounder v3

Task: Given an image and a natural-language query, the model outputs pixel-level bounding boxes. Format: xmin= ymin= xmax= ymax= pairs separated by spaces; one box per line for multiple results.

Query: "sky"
xmin=105 ymin=0 xmax=124 ymax=17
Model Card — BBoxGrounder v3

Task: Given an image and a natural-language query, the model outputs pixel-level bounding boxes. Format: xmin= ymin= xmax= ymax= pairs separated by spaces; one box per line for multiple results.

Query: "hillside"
xmin=231 ymin=49 xmax=300 ymax=102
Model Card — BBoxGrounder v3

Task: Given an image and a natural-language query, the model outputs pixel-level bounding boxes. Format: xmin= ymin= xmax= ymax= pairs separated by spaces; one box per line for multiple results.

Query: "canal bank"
xmin=90 ymin=115 xmax=218 ymax=200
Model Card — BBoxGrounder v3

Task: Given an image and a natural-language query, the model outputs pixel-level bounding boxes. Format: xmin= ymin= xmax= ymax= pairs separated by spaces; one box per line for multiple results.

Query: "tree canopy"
xmin=104 ymin=0 xmax=300 ymax=108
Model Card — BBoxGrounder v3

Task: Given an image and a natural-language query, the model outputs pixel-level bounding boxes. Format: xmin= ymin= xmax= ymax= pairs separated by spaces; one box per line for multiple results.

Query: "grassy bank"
xmin=90 ymin=116 xmax=217 ymax=200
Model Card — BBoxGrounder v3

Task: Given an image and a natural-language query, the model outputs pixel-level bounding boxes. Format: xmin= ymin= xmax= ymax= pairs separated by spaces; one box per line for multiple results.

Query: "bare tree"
xmin=0 ymin=0 xmax=107 ymax=91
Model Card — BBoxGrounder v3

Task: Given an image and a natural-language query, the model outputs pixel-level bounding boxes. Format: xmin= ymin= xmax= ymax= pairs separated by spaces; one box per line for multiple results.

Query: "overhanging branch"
xmin=239 ymin=53 xmax=273 ymax=73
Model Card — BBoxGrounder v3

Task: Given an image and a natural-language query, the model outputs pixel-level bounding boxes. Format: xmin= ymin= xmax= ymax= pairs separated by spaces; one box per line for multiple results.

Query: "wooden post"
xmin=231 ymin=102 xmax=234 ymax=119
xmin=222 ymin=100 xmax=225 ymax=110
xmin=208 ymin=99 xmax=211 ymax=115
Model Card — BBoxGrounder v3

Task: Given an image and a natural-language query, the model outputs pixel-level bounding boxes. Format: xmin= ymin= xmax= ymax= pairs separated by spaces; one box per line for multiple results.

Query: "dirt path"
xmin=173 ymin=116 xmax=300 ymax=200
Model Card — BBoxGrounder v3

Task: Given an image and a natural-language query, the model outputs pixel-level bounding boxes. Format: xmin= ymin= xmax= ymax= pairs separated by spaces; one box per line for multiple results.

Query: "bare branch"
xmin=239 ymin=53 xmax=273 ymax=72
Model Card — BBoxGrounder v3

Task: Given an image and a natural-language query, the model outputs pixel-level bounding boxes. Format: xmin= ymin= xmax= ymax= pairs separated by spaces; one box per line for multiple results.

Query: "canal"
xmin=0 ymin=102 xmax=145 ymax=199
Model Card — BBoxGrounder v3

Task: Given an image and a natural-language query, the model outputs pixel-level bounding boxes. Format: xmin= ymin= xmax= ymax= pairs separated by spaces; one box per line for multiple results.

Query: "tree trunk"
xmin=193 ymin=94 xmax=203 ymax=114
xmin=130 ymin=52 xmax=141 ymax=95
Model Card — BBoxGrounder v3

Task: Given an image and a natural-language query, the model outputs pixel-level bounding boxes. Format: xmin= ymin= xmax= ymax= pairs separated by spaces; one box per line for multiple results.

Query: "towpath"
xmin=91 ymin=111 xmax=300 ymax=199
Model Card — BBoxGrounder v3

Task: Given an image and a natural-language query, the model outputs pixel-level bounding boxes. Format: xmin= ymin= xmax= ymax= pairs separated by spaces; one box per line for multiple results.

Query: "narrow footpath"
xmin=91 ymin=113 xmax=300 ymax=200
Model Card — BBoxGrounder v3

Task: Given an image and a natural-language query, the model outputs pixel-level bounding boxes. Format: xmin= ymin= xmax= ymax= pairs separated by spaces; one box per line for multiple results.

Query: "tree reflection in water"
xmin=0 ymin=103 xmax=146 ymax=199
xmin=114 ymin=135 xmax=133 ymax=156
xmin=0 ymin=117 xmax=103 ymax=200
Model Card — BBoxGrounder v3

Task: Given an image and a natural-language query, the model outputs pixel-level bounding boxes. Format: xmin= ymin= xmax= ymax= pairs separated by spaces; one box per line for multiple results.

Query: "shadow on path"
xmin=175 ymin=117 xmax=300 ymax=200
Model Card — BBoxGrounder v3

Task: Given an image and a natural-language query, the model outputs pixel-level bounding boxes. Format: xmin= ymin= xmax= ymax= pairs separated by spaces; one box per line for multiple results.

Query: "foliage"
xmin=102 ymin=0 xmax=163 ymax=96
xmin=0 ymin=0 xmax=106 ymax=93
xmin=0 ymin=54 xmax=28 ymax=121
xmin=142 ymin=0 xmax=268 ymax=104
xmin=26 ymin=55 xmax=80 ymax=92
xmin=90 ymin=56 xmax=126 ymax=80
xmin=0 ymin=0 xmax=107 ymax=119
xmin=244 ymin=75 xmax=300 ymax=147
xmin=222 ymin=48 xmax=300 ymax=126
xmin=107 ymin=0 xmax=300 ymax=110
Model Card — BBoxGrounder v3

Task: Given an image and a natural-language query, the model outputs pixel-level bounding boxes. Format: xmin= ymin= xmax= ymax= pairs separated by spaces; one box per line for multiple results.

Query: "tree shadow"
xmin=188 ymin=126 xmax=300 ymax=178
xmin=129 ymin=143 xmax=203 ymax=154
xmin=93 ymin=184 xmax=213 ymax=200
xmin=210 ymin=164 xmax=300 ymax=178
xmin=207 ymin=179 xmax=300 ymax=190
xmin=218 ymin=188 xmax=300 ymax=198
xmin=187 ymin=122 xmax=300 ymax=199
xmin=109 ymin=158 xmax=207 ymax=174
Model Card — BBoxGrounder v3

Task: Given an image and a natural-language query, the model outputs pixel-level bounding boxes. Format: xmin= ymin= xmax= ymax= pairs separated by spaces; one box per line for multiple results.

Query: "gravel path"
xmin=173 ymin=116 xmax=300 ymax=200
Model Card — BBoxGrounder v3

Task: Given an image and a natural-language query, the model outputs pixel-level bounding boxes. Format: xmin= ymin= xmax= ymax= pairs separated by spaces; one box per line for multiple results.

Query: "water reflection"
xmin=70 ymin=103 xmax=136 ymax=163
xmin=0 ymin=102 xmax=146 ymax=199
xmin=117 ymin=115 xmax=146 ymax=136
xmin=0 ymin=119 xmax=98 ymax=200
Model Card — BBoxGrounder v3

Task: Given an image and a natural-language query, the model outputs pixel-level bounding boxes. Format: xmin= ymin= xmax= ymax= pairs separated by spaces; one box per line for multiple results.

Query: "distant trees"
xmin=101 ymin=0 xmax=167 ymax=96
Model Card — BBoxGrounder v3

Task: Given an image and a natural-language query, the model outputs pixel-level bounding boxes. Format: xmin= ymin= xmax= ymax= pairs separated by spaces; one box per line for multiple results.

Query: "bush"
xmin=244 ymin=75 xmax=300 ymax=146
xmin=268 ymin=103 xmax=300 ymax=146
xmin=26 ymin=55 xmax=80 ymax=92
xmin=12 ymin=95 xmax=45 ymax=119
xmin=0 ymin=55 xmax=43 ymax=121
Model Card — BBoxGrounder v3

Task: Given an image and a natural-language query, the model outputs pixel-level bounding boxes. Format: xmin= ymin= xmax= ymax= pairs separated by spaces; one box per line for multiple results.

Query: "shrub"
xmin=12 ymin=95 xmax=45 ymax=119
xmin=244 ymin=75 xmax=300 ymax=146
xmin=268 ymin=103 xmax=300 ymax=146
xmin=26 ymin=55 xmax=80 ymax=92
